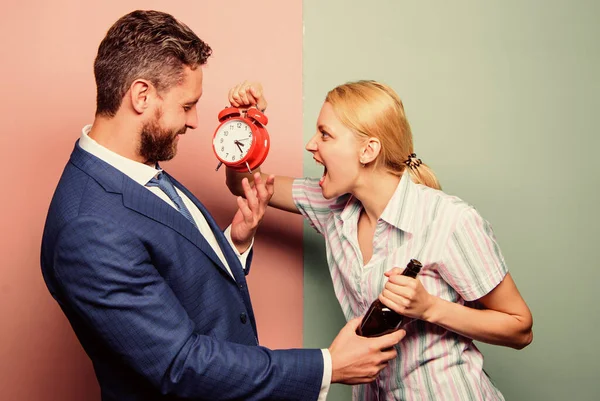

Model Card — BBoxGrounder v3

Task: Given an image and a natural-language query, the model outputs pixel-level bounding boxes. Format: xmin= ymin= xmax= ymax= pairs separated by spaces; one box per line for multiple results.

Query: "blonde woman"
xmin=226 ymin=80 xmax=533 ymax=400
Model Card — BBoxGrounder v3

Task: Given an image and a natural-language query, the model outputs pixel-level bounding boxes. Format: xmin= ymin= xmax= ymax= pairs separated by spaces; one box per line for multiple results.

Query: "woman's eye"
xmin=320 ymin=131 xmax=330 ymax=138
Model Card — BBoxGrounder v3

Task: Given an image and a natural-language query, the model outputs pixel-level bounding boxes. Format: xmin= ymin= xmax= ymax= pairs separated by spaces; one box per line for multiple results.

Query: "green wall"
xmin=302 ymin=1 xmax=600 ymax=400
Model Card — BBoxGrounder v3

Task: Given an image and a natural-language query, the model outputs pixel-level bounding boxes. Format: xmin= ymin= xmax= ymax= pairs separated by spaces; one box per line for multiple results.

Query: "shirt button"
xmin=240 ymin=312 xmax=247 ymax=324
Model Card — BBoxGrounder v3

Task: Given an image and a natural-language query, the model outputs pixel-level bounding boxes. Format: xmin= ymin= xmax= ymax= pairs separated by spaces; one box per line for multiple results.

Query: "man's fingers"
xmin=242 ymin=177 xmax=257 ymax=200
xmin=236 ymin=196 xmax=253 ymax=221
xmin=245 ymin=188 xmax=259 ymax=212
xmin=380 ymin=347 xmax=398 ymax=363
xmin=377 ymin=329 xmax=406 ymax=350
xmin=346 ymin=317 xmax=362 ymax=331
xmin=241 ymin=178 xmax=259 ymax=214
xmin=253 ymin=174 xmax=270 ymax=203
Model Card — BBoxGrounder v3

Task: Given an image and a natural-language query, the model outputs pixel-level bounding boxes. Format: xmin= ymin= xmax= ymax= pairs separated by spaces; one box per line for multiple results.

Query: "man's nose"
xmin=187 ymin=111 xmax=199 ymax=129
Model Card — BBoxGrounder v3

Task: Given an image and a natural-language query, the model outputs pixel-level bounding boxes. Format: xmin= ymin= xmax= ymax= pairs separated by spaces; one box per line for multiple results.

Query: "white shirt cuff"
xmin=318 ymin=348 xmax=332 ymax=401
xmin=224 ymin=225 xmax=253 ymax=270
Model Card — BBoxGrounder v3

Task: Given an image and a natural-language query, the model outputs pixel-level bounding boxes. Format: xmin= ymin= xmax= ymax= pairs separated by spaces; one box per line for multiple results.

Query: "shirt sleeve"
xmin=318 ymin=349 xmax=332 ymax=400
xmin=440 ymin=206 xmax=508 ymax=301
xmin=224 ymin=225 xmax=252 ymax=270
xmin=292 ymin=177 xmax=335 ymax=235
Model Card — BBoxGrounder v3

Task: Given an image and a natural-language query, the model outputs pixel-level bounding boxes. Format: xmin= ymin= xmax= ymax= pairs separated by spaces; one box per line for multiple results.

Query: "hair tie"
xmin=404 ymin=153 xmax=422 ymax=169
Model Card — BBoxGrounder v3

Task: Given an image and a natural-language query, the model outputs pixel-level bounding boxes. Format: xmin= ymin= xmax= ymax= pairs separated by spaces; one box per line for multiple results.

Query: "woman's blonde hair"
xmin=325 ymin=80 xmax=441 ymax=190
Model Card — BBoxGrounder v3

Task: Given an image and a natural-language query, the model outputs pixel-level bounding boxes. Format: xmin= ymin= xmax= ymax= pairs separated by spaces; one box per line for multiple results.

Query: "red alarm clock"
xmin=212 ymin=106 xmax=270 ymax=173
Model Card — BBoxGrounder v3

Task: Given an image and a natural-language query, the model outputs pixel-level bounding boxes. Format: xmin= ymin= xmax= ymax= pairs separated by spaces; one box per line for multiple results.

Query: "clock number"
xmin=220 ymin=138 xmax=224 ymax=143
xmin=221 ymin=146 xmax=224 ymax=151
xmin=237 ymin=122 xmax=242 ymax=128
xmin=232 ymin=155 xmax=236 ymax=161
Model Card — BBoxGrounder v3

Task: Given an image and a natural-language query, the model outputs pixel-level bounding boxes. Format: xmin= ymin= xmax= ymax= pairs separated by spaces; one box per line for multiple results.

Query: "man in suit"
xmin=40 ymin=10 xmax=405 ymax=401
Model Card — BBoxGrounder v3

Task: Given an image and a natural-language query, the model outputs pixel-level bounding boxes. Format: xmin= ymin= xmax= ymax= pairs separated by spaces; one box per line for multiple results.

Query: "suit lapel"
xmin=169 ymin=175 xmax=247 ymax=285
xmin=70 ymin=143 xmax=233 ymax=280
xmin=121 ymin=178 xmax=236 ymax=280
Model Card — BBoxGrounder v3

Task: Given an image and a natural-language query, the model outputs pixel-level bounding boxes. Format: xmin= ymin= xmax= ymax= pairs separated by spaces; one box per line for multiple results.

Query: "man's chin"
xmin=161 ymin=148 xmax=177 ymax=162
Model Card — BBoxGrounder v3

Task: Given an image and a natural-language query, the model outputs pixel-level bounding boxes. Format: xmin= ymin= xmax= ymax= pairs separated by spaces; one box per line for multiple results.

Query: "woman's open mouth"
xmin=315 ymin=158 xmax=327 ymax=187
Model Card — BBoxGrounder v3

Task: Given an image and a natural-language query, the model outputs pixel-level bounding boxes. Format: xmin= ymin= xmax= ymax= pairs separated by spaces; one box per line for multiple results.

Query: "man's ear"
xmin=129 ymin=79 xmax=152 ymax=114
xmin=359 ymin=137 xmax=381 ymax=165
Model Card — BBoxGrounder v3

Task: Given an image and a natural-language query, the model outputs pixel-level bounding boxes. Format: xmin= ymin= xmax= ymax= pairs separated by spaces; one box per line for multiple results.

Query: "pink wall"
xmin=0 ymin=1 xmax=303 ymax=399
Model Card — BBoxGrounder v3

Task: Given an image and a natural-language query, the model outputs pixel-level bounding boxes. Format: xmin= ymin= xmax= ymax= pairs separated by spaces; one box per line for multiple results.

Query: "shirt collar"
xmin=79 ymin=124 xmax=159 ymax=186
xmin=338 ymin=194 xmax=360 ymax=223
xmin=379 ymin=171 xmax=418 ymax=234
xmin=337 ymin=171 xmax=417 ymax=234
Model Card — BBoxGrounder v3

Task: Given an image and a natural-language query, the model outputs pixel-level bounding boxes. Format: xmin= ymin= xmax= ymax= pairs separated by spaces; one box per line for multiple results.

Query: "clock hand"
xmin=234 ymin=140 xmax=244 ymax=153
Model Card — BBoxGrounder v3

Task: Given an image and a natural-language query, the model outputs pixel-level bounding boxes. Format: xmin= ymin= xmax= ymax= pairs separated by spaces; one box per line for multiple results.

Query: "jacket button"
xmin=240 ymin=312 xmax=247 ymax=324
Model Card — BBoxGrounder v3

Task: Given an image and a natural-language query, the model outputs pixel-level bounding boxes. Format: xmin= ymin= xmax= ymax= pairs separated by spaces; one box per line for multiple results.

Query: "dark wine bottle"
xmin=356 ymin=259 xmax=422 ymax=337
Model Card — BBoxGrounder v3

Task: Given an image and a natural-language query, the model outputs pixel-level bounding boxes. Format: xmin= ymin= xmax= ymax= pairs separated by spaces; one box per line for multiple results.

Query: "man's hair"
xmin=94 ymin=10 xmax=212 ymax=117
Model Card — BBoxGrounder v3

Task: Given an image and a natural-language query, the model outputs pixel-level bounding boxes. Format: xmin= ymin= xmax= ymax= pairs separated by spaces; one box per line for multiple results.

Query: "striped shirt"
xmin=293 ymin=172 xmax=507 ymax=401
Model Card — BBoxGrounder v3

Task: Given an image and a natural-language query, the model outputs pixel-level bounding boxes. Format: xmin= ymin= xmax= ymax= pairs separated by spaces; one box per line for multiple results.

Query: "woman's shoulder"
xmin=414 ymin=183 xmax=479 ymax=225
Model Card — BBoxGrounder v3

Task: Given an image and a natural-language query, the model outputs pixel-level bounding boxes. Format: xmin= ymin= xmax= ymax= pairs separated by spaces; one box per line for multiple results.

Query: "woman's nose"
xmin=305 ymin=134 xmax=318 ymax=152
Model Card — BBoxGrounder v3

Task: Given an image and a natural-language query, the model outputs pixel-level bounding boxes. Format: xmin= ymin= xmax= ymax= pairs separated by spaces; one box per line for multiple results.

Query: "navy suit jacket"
xmin=41 ymin=142 xmax=323 ymax=400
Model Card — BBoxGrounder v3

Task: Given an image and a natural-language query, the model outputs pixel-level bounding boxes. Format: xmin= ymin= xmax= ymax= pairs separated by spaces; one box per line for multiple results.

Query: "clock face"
xmin=213 ymin=119 xmax=254 ymax=163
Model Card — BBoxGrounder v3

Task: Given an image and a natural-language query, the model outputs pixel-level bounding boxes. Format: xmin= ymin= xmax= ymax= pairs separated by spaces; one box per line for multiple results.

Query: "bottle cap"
xmin=407 ymin=259 xmax=422 ymax=274
xmin=409 ymin=259 xmax=422 ymax=269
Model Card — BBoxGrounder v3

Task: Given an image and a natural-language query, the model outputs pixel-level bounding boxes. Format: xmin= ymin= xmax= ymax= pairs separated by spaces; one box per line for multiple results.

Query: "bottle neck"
xmin=402 ymin=259 xmax=422 ymax=279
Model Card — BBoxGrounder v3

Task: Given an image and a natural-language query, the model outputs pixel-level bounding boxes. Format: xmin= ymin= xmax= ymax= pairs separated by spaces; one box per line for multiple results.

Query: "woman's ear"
xmin=129 ymin=79 xmax=152 ymax=114
xmin=359 ymin=137 xmax=381 ymax=165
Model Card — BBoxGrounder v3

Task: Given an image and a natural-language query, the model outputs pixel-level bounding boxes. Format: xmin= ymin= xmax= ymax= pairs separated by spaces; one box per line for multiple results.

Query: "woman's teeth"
xmin=319 ymin=166 xmax=327 ymax=186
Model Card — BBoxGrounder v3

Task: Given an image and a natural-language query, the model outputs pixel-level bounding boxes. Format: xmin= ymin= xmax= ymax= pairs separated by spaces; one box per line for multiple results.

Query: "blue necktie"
xmin=147 ymin=172 xmax=197 ymax=228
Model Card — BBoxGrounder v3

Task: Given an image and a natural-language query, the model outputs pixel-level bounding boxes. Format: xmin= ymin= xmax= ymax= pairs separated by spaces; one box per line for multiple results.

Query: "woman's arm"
xmin=380 ymin=271 xmax=533 ymax=349
xmin=226 ymin=168 xmax=300 ymax=214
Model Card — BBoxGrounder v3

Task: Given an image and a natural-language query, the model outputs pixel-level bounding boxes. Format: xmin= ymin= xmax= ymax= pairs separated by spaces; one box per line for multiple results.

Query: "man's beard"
xmin=139 ymin=110 xmax=187 ymax=164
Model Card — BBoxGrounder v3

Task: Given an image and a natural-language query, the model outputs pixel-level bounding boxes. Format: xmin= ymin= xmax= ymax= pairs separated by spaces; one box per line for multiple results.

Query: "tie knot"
xmin=147 ymin=172 xmax=166 ymax=187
